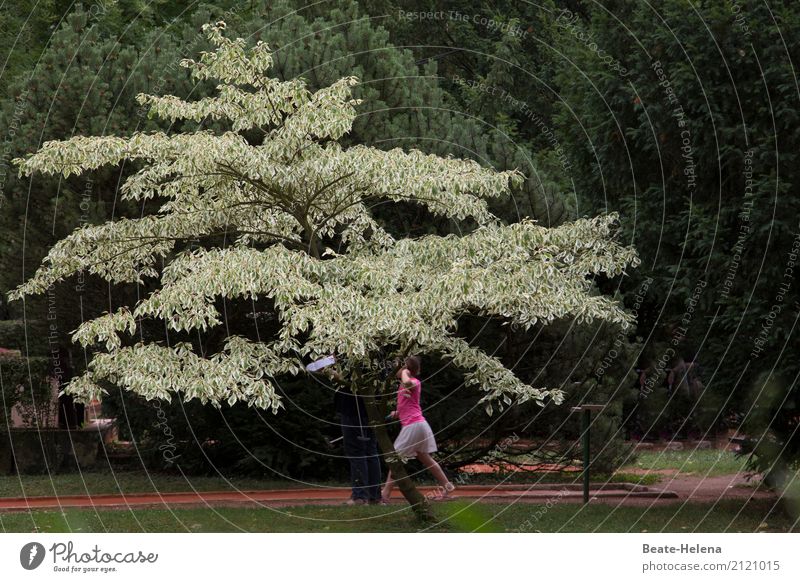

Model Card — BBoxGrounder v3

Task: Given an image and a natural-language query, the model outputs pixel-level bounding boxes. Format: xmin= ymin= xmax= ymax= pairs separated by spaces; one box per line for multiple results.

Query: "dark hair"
xmin=404 ymin=356 xmax=421 ymax=377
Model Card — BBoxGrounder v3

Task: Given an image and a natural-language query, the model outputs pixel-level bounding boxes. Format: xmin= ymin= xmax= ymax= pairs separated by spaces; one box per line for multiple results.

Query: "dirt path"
xmin=0 ymin=472 xmax=777 ymax=513
xmin=0 ymin=483 xmax=666 ymax=513
xmin=647 ymin=472 xmax=772 ymax=503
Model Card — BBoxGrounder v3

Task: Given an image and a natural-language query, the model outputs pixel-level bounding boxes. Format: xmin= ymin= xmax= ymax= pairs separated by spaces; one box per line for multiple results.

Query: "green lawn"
xmin=0 ymin=469 xmax=339 ymax=498
xmin=0 ymin=468 xmax=659 ymax=499
xmin=623 ymin=449 xmax=750 ymax=476
xmin=0 ymin=499 xmax=794 ymax=533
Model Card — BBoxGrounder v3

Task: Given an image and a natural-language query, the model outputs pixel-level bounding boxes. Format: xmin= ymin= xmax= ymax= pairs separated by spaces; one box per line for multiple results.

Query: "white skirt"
xmin=393 ymin=420 xmax=437 ymax=460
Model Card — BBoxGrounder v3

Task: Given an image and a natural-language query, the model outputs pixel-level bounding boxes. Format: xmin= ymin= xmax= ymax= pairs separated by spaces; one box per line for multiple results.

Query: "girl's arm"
xmin=399 ymin=368 xmax=415 ymax=388
xmin=399 ymin=368 xmax=417 ymax=399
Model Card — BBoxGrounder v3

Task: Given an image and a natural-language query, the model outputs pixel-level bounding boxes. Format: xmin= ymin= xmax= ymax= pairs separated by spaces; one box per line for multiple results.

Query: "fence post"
xmin=571 ymin=404 xmax=605 ymax=504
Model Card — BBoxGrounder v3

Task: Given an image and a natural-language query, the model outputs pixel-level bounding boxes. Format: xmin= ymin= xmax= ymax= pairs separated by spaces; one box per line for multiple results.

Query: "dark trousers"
xmin=340 ymin=416 xmax=381 ymax=501
xmin=58 ymin=394 xmax=84 ymax=429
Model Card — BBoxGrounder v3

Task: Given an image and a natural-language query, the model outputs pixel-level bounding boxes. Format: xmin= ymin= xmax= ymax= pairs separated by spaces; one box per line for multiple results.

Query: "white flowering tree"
xmin=9 ymin=23 xmax=639 ymax=519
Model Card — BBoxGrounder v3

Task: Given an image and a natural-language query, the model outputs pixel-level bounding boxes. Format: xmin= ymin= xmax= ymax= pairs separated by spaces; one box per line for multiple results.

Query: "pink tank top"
xmin=396 ymin=378 xmax=425 ymax=426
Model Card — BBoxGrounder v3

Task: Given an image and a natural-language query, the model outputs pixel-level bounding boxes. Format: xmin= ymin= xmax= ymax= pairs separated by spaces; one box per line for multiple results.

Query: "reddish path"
xmin=0 ymin=483 xmax=677 ymax=513
xmin=461 ymin=463 xmax=580 ymax=474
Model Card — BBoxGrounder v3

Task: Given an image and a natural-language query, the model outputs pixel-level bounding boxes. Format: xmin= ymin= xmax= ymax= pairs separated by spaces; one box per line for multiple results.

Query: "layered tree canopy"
xmin=9 ymin=23 xmax=639 ymax=417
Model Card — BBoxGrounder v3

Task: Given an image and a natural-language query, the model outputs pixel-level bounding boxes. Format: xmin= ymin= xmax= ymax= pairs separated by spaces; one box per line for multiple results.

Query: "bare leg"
xmin=381 ymin=470 xmax=395 ymax=501
xmin=417 ymin=452 xmax=453 ymax=491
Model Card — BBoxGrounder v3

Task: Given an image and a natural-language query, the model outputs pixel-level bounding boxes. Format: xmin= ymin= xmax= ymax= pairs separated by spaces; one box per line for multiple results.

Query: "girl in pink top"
xmin=381 ymin=356 xmax=454 ymax=503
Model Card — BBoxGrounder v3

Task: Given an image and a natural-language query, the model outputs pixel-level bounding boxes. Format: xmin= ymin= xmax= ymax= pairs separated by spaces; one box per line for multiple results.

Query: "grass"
xmin=0 ymin=467 xmax=661 ymax=499
xmin=623 ymin=449 xmax=750 ymax=476
xmin=0 ymin=469 xmax=344 ymax=499
xmin=1 ymin=456 xmax=793 ymax=533
xmin=0 ymin=498 xmax=795 ymax=533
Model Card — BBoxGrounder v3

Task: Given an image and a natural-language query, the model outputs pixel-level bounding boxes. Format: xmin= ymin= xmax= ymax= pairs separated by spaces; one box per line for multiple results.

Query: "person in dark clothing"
xmin=330 ymin=370 xmax=382 ymax=505
xmin=54 ymin=347 xmax=84 ymax=429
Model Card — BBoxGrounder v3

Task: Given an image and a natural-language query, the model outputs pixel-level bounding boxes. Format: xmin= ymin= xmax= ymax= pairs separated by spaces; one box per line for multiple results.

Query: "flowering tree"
xmin=9 ymin=23 xmax=639 ymax=519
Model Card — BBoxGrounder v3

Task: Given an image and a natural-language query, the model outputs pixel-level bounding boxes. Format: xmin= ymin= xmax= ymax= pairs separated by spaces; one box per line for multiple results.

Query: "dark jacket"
xmin=334 ymin=387 xmax=369 ymax=425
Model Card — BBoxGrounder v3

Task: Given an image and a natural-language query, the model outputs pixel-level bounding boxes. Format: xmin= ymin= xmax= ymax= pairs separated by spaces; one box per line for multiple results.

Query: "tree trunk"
xmin=362 ymin=384 xmax=433 ymax=522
